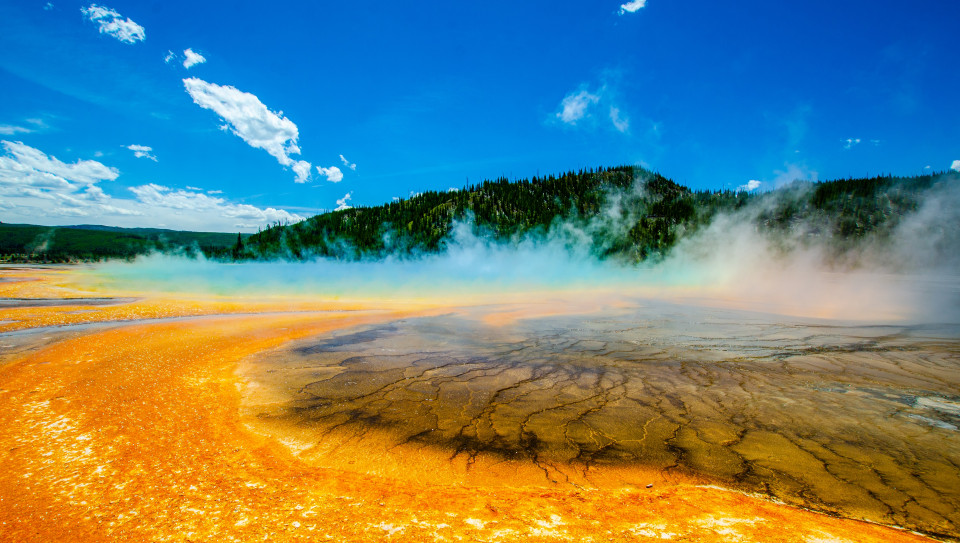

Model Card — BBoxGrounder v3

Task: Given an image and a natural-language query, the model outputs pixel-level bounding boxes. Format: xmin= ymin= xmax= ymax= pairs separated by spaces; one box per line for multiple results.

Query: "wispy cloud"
xmin=0 ymin=118 xmax=48 ymax=136
xmin=293 ymin=160 xmax=312 ymax=183
xmin=44 ymin=2 xmax=54 ymax=10
xmin=129 ymin=184 xmax=303 ymax=225
xmin=556 ymin=89 xmax=600 ymax=125
xmin=339 ymin=154 xmax=357 ymax=171
xmin=951 ymin=160 xmax=960 ymax=173
xmin=317 ymin=165 xmax=343 ymax=183
xmin=183 ymin=48 xmax=206 ymax=69
xmin=164 ymin=50 xmax=175 ymax=64
xmin=619 ymin=0 xmax=647 ymax=15
xmin=843 ymin=138 xmax=861 ymax=150
xmin=183 ymin=78 xmax=305 ymax=180
xmin=126 ymin=144 xmax=157 ymax=161
xmin=81 ymin=4 xmax=145 ymax=44
xmin=335 ymin=192 xmax=352 ymax=211
xmin=772 ymin=163 xmax=818 ymax=188
xmin=737 ymin=179 xmax=761 ymax=192
xmin=0 ymin=125 xmax=34 ymax=136
xmin=554 ymin=83 xmax=631 ymax=134
xmin=609 ymin=106 xmax=630 ymax=133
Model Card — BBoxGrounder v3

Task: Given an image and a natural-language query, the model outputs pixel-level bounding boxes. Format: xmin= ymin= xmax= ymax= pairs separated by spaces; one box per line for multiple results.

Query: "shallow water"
xmin=242 ymin=300 xmax=960 ymax=538
xmin=0 ymin=297 xmax=138 ymax=308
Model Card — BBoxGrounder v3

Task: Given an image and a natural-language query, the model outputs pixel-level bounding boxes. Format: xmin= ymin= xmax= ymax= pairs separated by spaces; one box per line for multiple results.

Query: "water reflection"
xmin=242 ymin=301 xmax=960 ymax=538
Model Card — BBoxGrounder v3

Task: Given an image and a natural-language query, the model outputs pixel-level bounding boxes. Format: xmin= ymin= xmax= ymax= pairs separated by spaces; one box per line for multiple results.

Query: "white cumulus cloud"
xmin=619 ymin=0 xmax=647 ymax=14
xmin=0 ymin=141 xmax=303 ymax=231
xmin=183 ymin=48 xmax=206 ymax=69
xmin=126 ymin=144 xmax=157 ymax=161
xmin=951 ymin=160 xmax=960 ymax=173
xmin=0 ymin=140 xmax=131 ymax=218
xmin=335 ymin=192 xmax=352 ymax=211
xmin=1 ymin=140 xmax=118 ymax=186
xmin=81 ymin=4 xmax=145 ymax=44
xmin=293 ymin=160 xmax=312 ymax=183
xmin=183 ymin=77 xmax=303 ymax=172
xmin=737 ymin=179 xmax=762 ymax=192
xmin=317 ymin=165 xmax=343 ymax=183
xmin=339 ymin=154 xmax=357 ymax=171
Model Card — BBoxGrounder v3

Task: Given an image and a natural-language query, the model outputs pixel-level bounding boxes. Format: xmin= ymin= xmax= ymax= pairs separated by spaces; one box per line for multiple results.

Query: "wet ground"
xmin=0 ymin=297 xmax=139 ymax=308
xmin=1 ymin=265 xmax=955 ymax=542
xmin=242 ymin=301 xmax=960 ymax=539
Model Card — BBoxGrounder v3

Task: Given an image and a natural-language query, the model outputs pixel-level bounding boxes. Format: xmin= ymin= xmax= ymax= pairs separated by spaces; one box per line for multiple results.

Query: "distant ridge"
xmin=244 ymin=165 xmax=954 ymax=262
xmin=0 ymin=223 xmax=248 ymax=263
xmin=3 ymin=165 xmax=954 ymax=263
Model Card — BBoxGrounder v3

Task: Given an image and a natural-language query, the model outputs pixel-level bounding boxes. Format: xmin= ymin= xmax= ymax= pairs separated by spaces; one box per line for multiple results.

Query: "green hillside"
xmin=3 ymin=165 xmax=950 ymax=263
xmin=244 ymin=165 xmax=950 ymax=262
xmin=0 ymin=224 xmax=248 ymax=263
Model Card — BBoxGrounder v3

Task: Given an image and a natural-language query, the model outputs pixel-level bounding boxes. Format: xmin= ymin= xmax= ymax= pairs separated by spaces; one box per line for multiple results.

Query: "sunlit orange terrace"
xmin=1 ymin=265 xmax=956 ymax=542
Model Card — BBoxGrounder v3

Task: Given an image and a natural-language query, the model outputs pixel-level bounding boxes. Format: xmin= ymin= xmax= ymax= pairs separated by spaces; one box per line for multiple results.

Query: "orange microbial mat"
xmin=0 ymin=265 xmax=956 ymax=542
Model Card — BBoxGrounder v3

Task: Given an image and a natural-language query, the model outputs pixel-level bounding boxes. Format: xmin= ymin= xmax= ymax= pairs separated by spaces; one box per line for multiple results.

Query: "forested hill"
xmin=243 ymin=165 xmax=950 ymax=262
xmin=0 ymin=224 xmax=248 ymax=263
xmin=3 ymin=166 xmax=947 ymax=263
xmin=245 ymin=166 xmax=721 ymax=261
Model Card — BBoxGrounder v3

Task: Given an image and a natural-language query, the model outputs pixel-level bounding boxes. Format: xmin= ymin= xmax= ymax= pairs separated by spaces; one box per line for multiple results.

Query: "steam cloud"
xmin=86 ymin=173 xmax=960 ymax=324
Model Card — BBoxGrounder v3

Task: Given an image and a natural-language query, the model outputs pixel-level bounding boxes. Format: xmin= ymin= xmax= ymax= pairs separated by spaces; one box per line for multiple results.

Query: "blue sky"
xmin=1 ymin=0 xmax=958 ymax=232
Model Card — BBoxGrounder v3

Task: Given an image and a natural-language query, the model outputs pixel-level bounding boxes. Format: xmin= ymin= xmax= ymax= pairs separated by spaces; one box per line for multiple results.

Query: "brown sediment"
xmin=0 ymin=266 xmax=949 ymax=542
xmin=239 ymin=309 xmax=960 ymax=538
xmin=477 ymin=294 xmax=636 ymax=327
xmin=0 ymin=311 xmax=939 ymax=543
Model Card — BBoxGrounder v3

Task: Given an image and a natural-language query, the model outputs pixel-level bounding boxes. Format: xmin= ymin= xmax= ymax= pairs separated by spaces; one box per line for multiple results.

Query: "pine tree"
xmin=232 ymin=233 xmax=244 ymax=260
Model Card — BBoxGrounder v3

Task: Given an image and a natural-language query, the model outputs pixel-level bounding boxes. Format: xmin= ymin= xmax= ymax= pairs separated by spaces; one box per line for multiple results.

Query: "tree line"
xmin=4 ymin=166 xmax=950 ymax=263
xmin=242 ymin=165 xmax=949 ymax=262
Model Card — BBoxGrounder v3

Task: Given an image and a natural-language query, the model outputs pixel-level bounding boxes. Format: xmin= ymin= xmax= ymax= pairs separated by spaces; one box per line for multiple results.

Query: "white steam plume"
xmin=84 ymin=173 xmax=960 ymax=324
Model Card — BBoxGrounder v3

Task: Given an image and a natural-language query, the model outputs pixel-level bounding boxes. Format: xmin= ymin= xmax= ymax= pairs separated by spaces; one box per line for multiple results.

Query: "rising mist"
xmin=81 ymin=170 xmax=960 ymax=323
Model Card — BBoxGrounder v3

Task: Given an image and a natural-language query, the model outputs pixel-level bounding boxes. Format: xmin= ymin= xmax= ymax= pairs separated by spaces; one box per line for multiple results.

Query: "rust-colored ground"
xmin=0 ymin=266 xmax=940 ymax=542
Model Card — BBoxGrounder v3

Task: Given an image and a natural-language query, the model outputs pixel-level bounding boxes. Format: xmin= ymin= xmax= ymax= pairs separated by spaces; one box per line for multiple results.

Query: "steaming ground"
xmin=241 ymin=303 xmax=960 ymax=536
xmin=3 ymin=226 xmax=959 ymax=541
xmin=80 ymin=193 xmax=960 ymax=324
xmin=71 ymin=195 xmax=960 ymax=537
